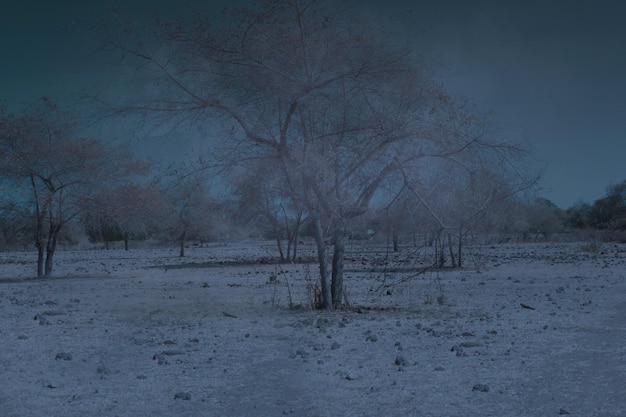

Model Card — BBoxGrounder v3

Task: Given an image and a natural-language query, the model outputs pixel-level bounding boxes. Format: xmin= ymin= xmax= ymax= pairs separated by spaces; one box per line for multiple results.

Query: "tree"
xmin=0 ymin=201 xmax=32 ymax=250
xmin=155 ymin=164 xmax=215 ymax=257
xmin=80 ymin=183 xmax=169 ymax=250
xmin=104 ymin=0 xmax=533 ymax=307
xmin=234 ymin=161 xmax=305 ymax=262
xmin=565 ymin=181 xmax=626 ymax=232
xmin=592 ymin=181 xmax=626 ymax=230
xmin=522 ymin=197 xmax=564 ymax=240
xmin=0 ymin=98 xmax=140 ymax=277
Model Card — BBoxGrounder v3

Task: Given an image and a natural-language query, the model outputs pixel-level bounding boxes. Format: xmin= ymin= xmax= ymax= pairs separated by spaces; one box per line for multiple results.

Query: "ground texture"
xmin=0 ymin=241 xmax=625 ymax=416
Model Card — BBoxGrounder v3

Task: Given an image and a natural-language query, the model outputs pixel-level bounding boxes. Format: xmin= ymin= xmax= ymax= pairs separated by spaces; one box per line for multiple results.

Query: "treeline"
xmin=564 ymin=182 xmax=626 ymax=231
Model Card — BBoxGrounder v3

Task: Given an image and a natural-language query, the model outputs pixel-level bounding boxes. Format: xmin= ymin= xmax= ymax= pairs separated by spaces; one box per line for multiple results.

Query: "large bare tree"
xmin=103 ymin=0 xmax=532 ymax=307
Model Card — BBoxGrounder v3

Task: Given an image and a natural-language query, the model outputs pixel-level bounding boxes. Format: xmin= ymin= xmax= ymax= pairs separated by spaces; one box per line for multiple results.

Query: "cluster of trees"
xmin=98 ymin=0 xmax=538 ymax=308
xmin=565 ymin=181 xmax=626 ymax=231
xmin=0 ymin=99 xmax=219 ymax=276
xmin=4 ymin=0 xmax=583 ymax=309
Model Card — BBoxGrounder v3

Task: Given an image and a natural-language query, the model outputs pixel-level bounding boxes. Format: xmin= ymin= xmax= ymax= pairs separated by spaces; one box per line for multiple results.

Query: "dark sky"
xmin=2 ymin=0 xmax=625 ymax=208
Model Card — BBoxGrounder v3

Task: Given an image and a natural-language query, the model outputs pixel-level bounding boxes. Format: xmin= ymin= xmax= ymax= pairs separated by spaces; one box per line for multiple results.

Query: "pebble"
xmin=55 ymin=352 xmax=72 ymax=361
xmin=174 ymin=392 xmax=191 ymax=400
xmin=472 ymin=384 xmax=489 ymax=393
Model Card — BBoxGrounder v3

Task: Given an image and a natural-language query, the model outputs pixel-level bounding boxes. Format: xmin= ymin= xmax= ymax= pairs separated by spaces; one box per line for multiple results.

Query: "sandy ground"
xmin=0 ymin=240 xmax=625 ymax=416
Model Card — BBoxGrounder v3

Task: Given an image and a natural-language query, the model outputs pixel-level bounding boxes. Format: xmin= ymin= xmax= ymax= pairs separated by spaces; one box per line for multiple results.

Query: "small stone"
xmin=161 ymin=350 xmax=184 ymax=356
xmin=96 ymin=365 xmax=110 ymax=375
xmin=153 ymin=354 xmax=169 ymax=365
xmin=366 ymin=334 xmax=378 ymax=342
xmin=174 ymin=392 xmax=191 ymax=400
xmin=394 ymin=355 xmax=409 ymax=367
xmin=330 ymin=341 xmax=340 ymax=350
xmin=17 ymin=334 xmax=28 ymax=340
xmin=55 ymin=352 xmax=72 ymax=361
xmin=472 ymin=384 xmax=489 ymax=392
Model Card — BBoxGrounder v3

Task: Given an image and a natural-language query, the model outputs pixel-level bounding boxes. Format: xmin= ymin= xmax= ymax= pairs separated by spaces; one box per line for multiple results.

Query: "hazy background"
xmin=2 ymin=0 xmax=625 ymax=208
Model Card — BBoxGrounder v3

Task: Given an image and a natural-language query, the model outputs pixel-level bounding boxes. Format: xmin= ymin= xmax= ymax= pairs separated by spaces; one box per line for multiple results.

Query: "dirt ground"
xmin=0 ymin=240 xmax=624 ymax=416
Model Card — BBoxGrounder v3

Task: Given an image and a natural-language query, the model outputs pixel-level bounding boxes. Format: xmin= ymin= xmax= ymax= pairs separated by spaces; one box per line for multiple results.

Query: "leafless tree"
xmin=0 ymin=98 xmax=141 ymax=277
xmin=153 ymin=164 xmax=216 ymax=257
xmin=234 ymin=160 xmax=305 ymax=262
xmin=103 ymin=0 xmax=535 ymax=307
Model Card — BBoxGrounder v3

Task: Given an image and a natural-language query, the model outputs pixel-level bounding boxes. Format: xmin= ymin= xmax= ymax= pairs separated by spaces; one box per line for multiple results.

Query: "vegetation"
xmin=0 ymin=0 xmax=622 ymax=293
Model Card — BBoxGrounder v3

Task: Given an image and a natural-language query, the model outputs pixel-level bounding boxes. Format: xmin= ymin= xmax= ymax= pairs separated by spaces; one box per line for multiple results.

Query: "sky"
xmin=1 ymin=0 xmax=625 ymax=208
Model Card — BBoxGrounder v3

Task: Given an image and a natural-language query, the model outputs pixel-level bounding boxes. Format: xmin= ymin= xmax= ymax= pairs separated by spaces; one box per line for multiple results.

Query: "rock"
xmin=451 ymin=345 xmax=467 ymax=357
xmin=55 ymin=352 xmax=72 ymax=361
xmin=153 ymin=354 xmax=169 ymax=365
xmin=472 ymin=384 xmax=489 ymax=392
xmin=330 ymin=341 xmax=341 ymax=350
xmin=394 ymin=356 xmax=408 ymax=367
xmin=174 ymin=392 xmax=191 ymax=400
xmin=96 ymin=365 xmax=110 ymax=376
xmin=161 ymin=350 xmax=184 ymax=356
xmin=459 ymin=342 xmax=482 ymax=348
xmin=43 ymin=310 xmax=65 ymax=316
xmin=365 ymin=331 xmax=378 ymax=342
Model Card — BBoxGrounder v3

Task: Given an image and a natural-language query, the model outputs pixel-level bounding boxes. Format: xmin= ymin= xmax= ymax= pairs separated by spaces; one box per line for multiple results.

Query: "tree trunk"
xmin=36 ymin=242 xmax=45 ymax=279
xmin=35 ymin=220 xmax=45 ymax=279
xmin=457 ymin=228 xmax=463 ymax=268
xmin=331 ymin=229 xmax=346 ymax=308
xmin=179 ymin=229 xmax=186 ymax=257
xmin=447 ymin=231 xmax=456 ymax=268
xmin=392 ymin=232 xmax=399 ymax=252
xmin=291 ymin=211 xmax=303 ymax=263
xmin=313 ymin=218 xmax=330 ymax=309
xmin=44 ymin=222 xmax=61 ymax=278
xmin=124 ymin=233 xmax=129 ymax=251
xmin=275 ymin=235 xmax=285 ymax=262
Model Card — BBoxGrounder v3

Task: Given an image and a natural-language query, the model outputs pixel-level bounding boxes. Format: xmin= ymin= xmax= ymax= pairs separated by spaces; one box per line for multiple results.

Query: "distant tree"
xmin=0 ymin=202 xmax=32 ymax=250
xmin=592 ymin=181 xmax=626 ymax=230
xmin=522 ymin=197 xmax=564 ymax=240
xmin=234 ymin=161 xmax=305 ymax=262
xmin=400 ymin=148 xmax=536 ymax=267
xmin=104 ymin=0 xmax=535 ymax=307
xmin=565 ymin=201 xmax=594 ymax=229
xmin=155 ymin=164 xmax=215 ymax=257
xmin=565 ymin=181 xmax=626 ymax=232
xmin=0 ymin=98 xmax=140 ymax=278
xmin=80 ymin=183 xmax=169 ymax=250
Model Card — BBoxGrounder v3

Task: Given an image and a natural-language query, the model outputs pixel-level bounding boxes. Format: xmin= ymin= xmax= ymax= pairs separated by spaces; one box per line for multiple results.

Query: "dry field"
xmin=0 ymin=240 xmax=625 ymax=416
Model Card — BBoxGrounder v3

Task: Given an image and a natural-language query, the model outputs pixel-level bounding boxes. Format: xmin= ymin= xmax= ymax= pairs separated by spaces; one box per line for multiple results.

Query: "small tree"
xmin=234 ymin=161 xmax=305 ymax=262
xmin=155 ymin=165 xmax=215 ymax=257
